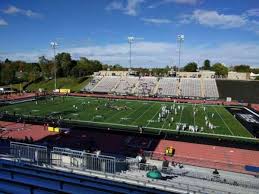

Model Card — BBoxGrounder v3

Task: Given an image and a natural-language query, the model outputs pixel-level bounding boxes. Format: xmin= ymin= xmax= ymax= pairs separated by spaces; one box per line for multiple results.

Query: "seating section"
xmin=82 ymin=76 xmax=103 ymax=92
xmin=180 ymin=78 xmax=201 ymax=97
xmin=113 ymin=77 xmax=139 ymax=95
xmin=204 ymin=79 xmax=219 ymax=98
xmin=157 ymin=78 xmax=179 ymax=97
xmin=135 ymin=77 xmax=158 ymax=96
xmin=82 ymin=75 xmax=220 ymax=99
xmin=92 ymin=76 xmax=120 ymax=93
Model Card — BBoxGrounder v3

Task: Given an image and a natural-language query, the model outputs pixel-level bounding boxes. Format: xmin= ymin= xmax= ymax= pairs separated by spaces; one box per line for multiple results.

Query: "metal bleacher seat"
xmin=204 ymin=79 xmax=219 ymax=98
xmin=157 ymin=77 xmax=179 ymax=97
xmin=180 ymin=78 xmax=201 ymax=97
xmin=92 ymin=76 xmax=120 ymax=93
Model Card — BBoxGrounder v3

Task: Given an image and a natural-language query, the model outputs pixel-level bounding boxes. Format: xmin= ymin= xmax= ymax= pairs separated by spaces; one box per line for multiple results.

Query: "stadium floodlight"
xmin=128 ymin=36 xmax=135 ymax=70
xmin=50 ymin=41 xmax=58 ymax=90
xmin=177 ymin=34 xmax=184 ymax=71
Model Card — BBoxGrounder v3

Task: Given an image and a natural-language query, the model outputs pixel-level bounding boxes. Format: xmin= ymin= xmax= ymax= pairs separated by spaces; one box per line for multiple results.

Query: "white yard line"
xmin=213 ymin=106 xmax=234 ymax=136
xmin=131 ymin=103 xmax=156 ymax=125
xmin=161 ymin=113 xmax=170 ymax=129
xmin=122 ymin=103 xmax=149 ymax=122
xmin=192 ymin=104 xmax=196 ymax=126
xmin=203 ymin=106 xmax=215 ymax=134
xmin=179 ymin=105 xmax=184 ymax=124
xmin=145 ymin=105 xmax=161 ymax=127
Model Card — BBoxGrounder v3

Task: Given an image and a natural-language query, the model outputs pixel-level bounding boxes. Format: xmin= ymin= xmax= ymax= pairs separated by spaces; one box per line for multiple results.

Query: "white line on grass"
xmin=179 ymin=105 xmax=184 ymax=124
xmin=203 ymin=106 xmax=215 ymax=134
xmin=213 ymin=106 xmax=234 ymax=136
xmin=192 ymin=104 xmax=196 ymax=126
xmin=131 ymin=103 xmax=156 ymax=125
xmin=118 ymin=103 xmax=148 ymax=123
xmin=145 ymin=105 xmax=161 ymax=127
xmin=161 ymin=113 xmax=170 ymax=129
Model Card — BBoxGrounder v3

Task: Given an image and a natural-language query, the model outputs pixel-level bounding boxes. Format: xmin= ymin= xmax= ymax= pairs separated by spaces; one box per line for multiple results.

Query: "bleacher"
xmin=180 ymin=78 xmax=202 ymax=97
xmin=157 ymin=77 xmax=179 ymax=97
xmin=92 ymin=76 xmax=120 ymax=93
xmin=112 ymin=76 xmax=139 ymax=95
xmin=82 ymin=75 xmax=222 ymax=99
xmin=81 ymin=76 xmax=103 ymax=92
xmin=134 ymin=77 xmax=158 ymax=96
xmin=204 ymin=79 xmax=219 ymax=98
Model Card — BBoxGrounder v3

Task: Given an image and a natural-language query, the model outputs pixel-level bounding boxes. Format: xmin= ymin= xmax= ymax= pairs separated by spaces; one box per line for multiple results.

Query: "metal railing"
xmin=9 ymin=142 xmax=117 ymax=174
xmin=51 ymin=147 xmax=116 ymax=174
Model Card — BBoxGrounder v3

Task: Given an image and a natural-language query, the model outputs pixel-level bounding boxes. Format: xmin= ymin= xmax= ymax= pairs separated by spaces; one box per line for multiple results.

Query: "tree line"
xmin=183 ymin=60 xmax=257 ymax=77
xmin=0 ymin=53 xmax=104 ymax=85
xmin=0 ymin=53 xmax=258 ymax=86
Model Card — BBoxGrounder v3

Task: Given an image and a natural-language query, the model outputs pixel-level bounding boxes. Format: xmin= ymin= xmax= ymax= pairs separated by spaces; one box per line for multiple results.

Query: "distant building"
xmin=94 ymin=70 xmax=137 ymax=76
xmin=172 ymin=70 xmax=216 ymax=79
xmin=250 ymin=72 xmax=259 ymax=80
xmin=227 ymin=71 xmax=250 ymax=80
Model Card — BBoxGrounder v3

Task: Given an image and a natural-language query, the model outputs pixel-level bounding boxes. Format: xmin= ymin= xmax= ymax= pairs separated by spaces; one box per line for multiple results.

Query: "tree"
xmin=234 ymin=65 xmax=250 ymax=72
xmin=184 ymin=62 xmax=198 ymax=72
xmin=4 ymin=58 xmax=11 ymax=64
xmin=202 ymin=59 xmax=211 ymax=70
xmin=39 ymin=56 xmax=52 ymax=78
xmin=55 ymin=52 xmax=72 ymax=77
xmin=211 ymin=63 xmax=228 ymax=77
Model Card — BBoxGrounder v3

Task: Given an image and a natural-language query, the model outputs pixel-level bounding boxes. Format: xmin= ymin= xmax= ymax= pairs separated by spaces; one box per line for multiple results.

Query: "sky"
xmin=0 ymin=0 xmax=259 ymax=68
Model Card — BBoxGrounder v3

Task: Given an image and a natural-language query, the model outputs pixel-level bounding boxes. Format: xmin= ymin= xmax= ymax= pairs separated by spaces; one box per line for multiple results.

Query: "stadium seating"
xmin=81 ymin=75 xmax=222 ymax=99
xmin=113 ymin=76 xmax=139 ymax=95
xmin=204 ymin=79 xmax=219 ymax=98
xmin=180 ymin=78 xmax=202 ymax=97
xmin=157 ymin=78 xmax=179 ymax=97
xmin=82 ymin=76 xmax=103 ymax=92
xmin=134 ymin=77 xmax=158 ymax=96
xmin=92 ymin=76 xmax=120 ymax=93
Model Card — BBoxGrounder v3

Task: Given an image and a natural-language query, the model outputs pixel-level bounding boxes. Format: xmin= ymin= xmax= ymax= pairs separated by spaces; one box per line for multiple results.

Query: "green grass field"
xmin=0 ymin=96 xmax=254 ymax=139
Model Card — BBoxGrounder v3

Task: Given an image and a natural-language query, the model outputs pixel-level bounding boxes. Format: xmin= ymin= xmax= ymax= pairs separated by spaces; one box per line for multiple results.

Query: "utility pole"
xmin=177 ymin=34 xmax=184 ymax=72
xmin=128 ymin=36 xmax=134 ymax=71
xmin=50 ymin=42 xmax=58 ymax=90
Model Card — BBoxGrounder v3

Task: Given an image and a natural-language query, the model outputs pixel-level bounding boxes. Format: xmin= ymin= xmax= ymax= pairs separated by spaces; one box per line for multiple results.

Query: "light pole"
xmin=128 ymin=36 xmax=134 ymax=71
xmin=177 ymin=34 xmax=184 ymax=71
xmin=19 ymin=70 xmax=22 ymax=95
xmin=50 ymin=42 xmax=58 ymax=90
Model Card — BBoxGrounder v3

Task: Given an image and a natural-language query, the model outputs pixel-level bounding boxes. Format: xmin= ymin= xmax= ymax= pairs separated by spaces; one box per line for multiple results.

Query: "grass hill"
xmin=25 ymin=77 xmax=90 ymax=92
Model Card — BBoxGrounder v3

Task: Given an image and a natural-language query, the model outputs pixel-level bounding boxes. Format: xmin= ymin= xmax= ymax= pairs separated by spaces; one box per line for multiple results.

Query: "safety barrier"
xmin=51 ymin=147 xmax=116 ymax=174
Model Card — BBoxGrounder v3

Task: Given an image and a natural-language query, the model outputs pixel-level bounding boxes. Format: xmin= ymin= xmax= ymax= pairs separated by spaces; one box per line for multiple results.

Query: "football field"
xmin=0 ymin=96 xmax=254 ymax=139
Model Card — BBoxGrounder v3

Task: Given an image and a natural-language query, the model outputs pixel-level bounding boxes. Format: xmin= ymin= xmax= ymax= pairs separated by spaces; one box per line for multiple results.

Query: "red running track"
xmin=153 ymin=140 xmax=259 ymax=174
xmin=0 ymin=121 xmax=56 ymax=141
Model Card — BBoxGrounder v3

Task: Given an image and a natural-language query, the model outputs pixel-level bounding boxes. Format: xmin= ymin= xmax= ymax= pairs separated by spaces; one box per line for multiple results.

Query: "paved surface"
xmin=153 ymin=139 xmax=259 ymax=174
xmin=0 ymin=121 xmax=56 ymax=141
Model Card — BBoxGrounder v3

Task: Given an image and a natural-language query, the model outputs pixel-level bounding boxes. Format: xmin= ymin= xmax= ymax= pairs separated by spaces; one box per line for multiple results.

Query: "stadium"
xmin=1 ymin=68 xmax=259 ymax=193
xmin=1 ymin=1 xmax=259 ymax=193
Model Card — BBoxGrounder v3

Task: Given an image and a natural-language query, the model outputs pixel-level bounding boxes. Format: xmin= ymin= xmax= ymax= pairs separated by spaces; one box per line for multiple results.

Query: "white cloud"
xmin=105 ymin=1 xmax=124 ymax=11
xmin=2 ymin=41 xmax=259 ymax=67
xmin=246 ymin=8 xmax=259 ymax=17
xmin=0 ymin=19 xmax=8 ymax=26
xmin=179 ymin=9 xmax=259 ymax=35
xmin=165 ymin=0 xmax=198 ymax=5
xmin=148 ymin=0 xmax=198 ymax=9
xmin=3 ymin=5 xmax=42 ymax=18
xmin=3 ymin=5 xmax=20 ymax=14
xmin=191 ymin=10 xmax=247 ymax=29
xmin=106 ymin=0 xmax=145 ymax=16
xmin=141 ymin=18 xmax=172 ymax=24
